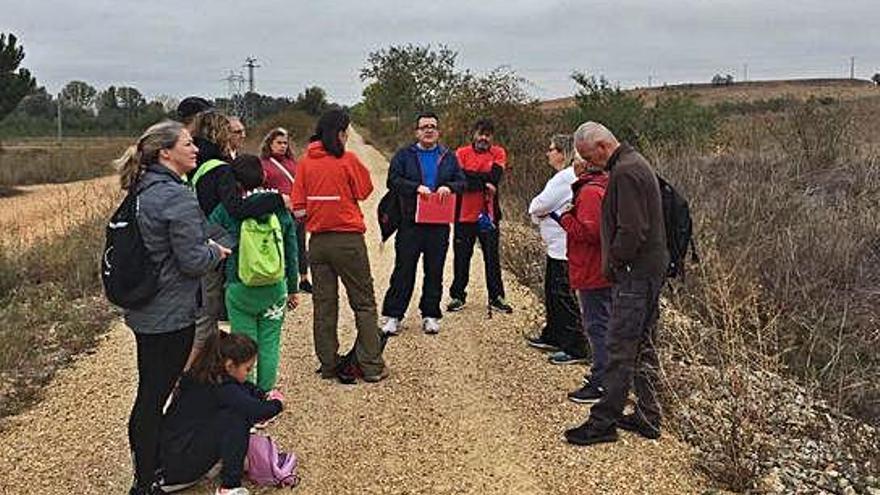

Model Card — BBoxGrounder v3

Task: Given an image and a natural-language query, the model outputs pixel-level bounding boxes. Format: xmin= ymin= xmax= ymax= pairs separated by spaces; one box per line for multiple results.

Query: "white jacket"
xmin=528 ymin=166 xmax=576 ymax=260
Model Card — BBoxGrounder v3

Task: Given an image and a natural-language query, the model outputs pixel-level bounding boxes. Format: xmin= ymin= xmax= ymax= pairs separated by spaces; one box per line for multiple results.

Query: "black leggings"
xmin=128 ymin=326 xmax=194 ymax=488
xmin=161 ymin=409 xmax=251 ymax=489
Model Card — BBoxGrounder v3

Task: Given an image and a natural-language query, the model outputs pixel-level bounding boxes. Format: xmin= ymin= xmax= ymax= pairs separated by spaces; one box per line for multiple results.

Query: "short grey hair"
xmin=573 ymin=121 xmax=618 ymax=147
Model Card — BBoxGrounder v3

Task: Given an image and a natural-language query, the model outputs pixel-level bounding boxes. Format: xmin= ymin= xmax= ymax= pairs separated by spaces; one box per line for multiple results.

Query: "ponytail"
xmin=190 ymin=332 xmax=258 ymax=384
xmin=114 ymin=120 xmax=186 ymax=191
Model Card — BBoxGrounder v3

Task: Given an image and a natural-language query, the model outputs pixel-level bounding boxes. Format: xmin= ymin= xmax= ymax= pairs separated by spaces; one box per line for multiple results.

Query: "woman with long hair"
xmin=260 ymin=127 xmax=312 ymax=293
xmin=187 ymin=111 xmax=288 ymax=368
xmin=114 ymin=120 xmax=230 ymax=495
xmin=291 ymin=109 xmax=387 ymax=383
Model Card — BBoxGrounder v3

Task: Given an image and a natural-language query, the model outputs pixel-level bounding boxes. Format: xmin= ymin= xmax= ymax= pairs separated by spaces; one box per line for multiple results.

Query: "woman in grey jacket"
xmin=115 ymin=120 xmax=230 ymax=495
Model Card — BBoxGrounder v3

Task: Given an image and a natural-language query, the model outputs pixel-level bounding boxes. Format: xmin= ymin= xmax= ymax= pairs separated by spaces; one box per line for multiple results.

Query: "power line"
xmin=244 ymin=56 xmax=260 ymax=94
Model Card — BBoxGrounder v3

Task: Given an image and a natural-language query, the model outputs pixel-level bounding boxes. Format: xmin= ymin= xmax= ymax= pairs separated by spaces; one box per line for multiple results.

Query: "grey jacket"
xmin=124 ymin=164 xmax=223 ymax=334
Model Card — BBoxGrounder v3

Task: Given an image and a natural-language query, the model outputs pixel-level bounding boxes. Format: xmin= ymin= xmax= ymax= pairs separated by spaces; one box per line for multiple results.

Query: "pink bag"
xmin=246 ymin=433 xmax=300 ymax=487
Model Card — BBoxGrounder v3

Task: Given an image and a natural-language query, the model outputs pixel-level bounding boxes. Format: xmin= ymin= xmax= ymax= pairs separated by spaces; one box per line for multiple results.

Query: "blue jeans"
xmin=577 ymin=287 xmax=611 ymax=387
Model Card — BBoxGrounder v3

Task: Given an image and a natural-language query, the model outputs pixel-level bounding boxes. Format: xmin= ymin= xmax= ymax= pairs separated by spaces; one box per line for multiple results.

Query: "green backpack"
xmin=238 ymin=214 xmax=285 ymax=286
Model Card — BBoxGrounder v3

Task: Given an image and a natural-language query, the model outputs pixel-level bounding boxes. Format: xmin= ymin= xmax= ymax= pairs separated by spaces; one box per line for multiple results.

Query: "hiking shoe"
xmin=489 ymin=297 xmax=513 ymax=313
xmin=525 ymin=334 xmax=560 ymax=352
xmin=422 ymin=317 xmax=440 ymax=334
xmin=299 ymin=279 xmax=313 ymax=293
xmin=563 ymin=422 xmax=618 ymax=446
xmin=548 ymin=351 xmax=588 ymax=365
xmin=382 ymin=317 xmax=402 ymax=336
xmin=617 ymin=413 xmax=661 ymax=440
xmin=215 ymin=487 xmax=249 ymax=495
xmin=446 ymin=298 xmax=467 ymax=312
xmin=363 ymin=367 xmax=390 ymax=383
xmin=336 ymin=363 xmax=362 ymax=384
xmin=567 ymin=384 xmax=605 ymax=404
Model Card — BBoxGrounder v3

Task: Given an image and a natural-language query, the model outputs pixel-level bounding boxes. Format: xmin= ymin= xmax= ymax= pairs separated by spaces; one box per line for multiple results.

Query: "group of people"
xmin=115 ymin=92 xmax=667 ymax=494
xmin=527 ymin=123 xmax=668 ymax=447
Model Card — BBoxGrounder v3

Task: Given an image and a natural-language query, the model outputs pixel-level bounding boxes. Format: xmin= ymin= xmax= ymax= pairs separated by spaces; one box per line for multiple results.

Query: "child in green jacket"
xmin=209 ymin=154 xmax=299 ymax=393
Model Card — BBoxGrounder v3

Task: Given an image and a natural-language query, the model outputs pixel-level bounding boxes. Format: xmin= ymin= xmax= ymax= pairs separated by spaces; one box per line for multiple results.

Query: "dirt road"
xmin=0 ymin=130 xmax=708 ymax=494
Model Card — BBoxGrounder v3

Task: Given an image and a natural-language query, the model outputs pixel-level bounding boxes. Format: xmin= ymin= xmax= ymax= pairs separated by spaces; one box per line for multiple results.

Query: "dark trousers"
xmin=129 ymin=326 xmax=194 ymax=488
xmin=541 ymin=257 xmax=587 ymax=357
xmin=296 ymin=221 xmax=309 ymax=276
xmin=450 ymin=222 xmax=505 ymax=302
xmin=577 ymin=287 xmax=612 ymax=386
xmin=382 ymin=222 xmax=449 ymax=319
xmin=588 ymin=275 xmax=663 ymax=430
xmin=160 ymin=409 xmax=251 ymax=489
xmin=310 ymin=232 xmax=385 ymax=376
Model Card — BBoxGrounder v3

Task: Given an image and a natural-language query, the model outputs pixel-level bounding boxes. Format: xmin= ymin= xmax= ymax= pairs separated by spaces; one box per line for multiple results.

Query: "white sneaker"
xmin=215 ymin=487 xmax=249 ymax=495
xmin=422 ymin=317 xmax=440 ymax=335
xmin=382 ymin=317 xmax=401 ymax=336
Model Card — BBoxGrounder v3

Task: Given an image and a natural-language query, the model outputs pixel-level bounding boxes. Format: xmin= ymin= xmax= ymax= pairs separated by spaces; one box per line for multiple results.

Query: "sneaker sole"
xmin=525 ymin=341 xmax=560 ymax=351
xmin=564 ymin=432 xmax=618 ymax=446
xmin=423 ymin=328 xmax=439 ymax=335
xmin=567 ymin=395 xmax=603 ymax=405
xmin=549 ymin=358 xmax=589 ymax=366
xmin=446 ymin=304 xmax=466 ymax=312
xmin=489 ymin=306 xmax=513 ymax=314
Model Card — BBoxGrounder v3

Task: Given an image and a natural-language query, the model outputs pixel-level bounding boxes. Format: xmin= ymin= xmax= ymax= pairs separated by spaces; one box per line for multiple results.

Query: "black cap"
xmin=176 ymin=96 xmax=213 ymax=120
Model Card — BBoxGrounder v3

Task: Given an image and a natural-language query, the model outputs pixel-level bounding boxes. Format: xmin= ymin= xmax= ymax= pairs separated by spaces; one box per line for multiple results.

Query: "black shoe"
xmin=617 ymin=413 xmax=661 ymax=440
xmin=524 ymin=335 xmax=560 ymax=352
xmin=567 ymin=384 xmax=605 ymax=404
xmin=299 ymin=279 xmax=313 ymax=293
xmin=489 ymin=297 xmax=513 ymax=314
xmin=446 ymin=298 xmax=466 ymax=312
xmin=564 ymin=422 xmax=618 ymax=446
xmin=336 ymin=363 xmax=362 ymax=385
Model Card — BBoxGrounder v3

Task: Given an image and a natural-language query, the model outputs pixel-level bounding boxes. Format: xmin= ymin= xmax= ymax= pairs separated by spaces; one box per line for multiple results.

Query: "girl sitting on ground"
xmin=159 ymin=332 xmax=284 ymax=495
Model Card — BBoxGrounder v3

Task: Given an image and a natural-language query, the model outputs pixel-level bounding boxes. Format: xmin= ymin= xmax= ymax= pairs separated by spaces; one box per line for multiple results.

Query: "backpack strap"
xmin=269 ymin=157 xmax=295 ymax=185
xmin=187 ymin=159 xmax=227 ymax=189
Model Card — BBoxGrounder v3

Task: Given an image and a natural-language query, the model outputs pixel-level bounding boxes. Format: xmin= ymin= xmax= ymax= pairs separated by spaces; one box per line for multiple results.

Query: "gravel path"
xmin=0 ymin=130 xmax=709 ymax=494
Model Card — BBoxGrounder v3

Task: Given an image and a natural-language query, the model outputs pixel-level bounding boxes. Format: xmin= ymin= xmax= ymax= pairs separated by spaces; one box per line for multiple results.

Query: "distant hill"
xmin=540 ymin=78 xmax=880 ymax=111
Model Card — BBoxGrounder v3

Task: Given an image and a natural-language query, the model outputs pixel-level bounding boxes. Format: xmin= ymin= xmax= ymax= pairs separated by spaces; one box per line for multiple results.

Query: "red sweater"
xmin=559 ymin=172 xmax=612 ymax=290
xmin=454 ymin=145 xmax=506 ymax=222
xmin=291 ymin=141 xmax=373 ymax=234
xmin=261 ymin=155 xmax=297 ymax=196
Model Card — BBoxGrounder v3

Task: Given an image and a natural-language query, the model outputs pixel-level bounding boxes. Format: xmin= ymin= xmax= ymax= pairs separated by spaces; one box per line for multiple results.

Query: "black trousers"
xmin=587 ymin=275 xmax=663 ymax=430
xmin=129 ymin=326 xmax=194 ymax=488
xmin=382 ymin=222 xmax=449 ymax=319
xmin=449 ymin=222 xmax=505 ymax=302
xmin=160 ymin=409 xmax=251 ymax=489
xmin=541 ymin=257 xmax=588 ymax=358
xmin=296 ymin=221 xmax=309 ymax=276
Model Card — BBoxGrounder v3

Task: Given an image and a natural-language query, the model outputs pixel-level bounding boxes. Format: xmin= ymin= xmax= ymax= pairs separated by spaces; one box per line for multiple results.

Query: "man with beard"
xmin=446 ymin=119 xmax=513 ymax=314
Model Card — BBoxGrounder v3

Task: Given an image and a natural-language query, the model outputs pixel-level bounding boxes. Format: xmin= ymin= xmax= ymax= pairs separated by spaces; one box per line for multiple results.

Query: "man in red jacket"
xmin=447 ymin=119 xmax=512 ymax=314
xmin=556 ymin=161 xmax=612 ymax=396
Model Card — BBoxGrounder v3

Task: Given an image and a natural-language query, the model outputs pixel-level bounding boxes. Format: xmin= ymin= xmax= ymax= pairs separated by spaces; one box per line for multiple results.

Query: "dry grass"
xmin=0 ymin=137 xmax=129 ymax=188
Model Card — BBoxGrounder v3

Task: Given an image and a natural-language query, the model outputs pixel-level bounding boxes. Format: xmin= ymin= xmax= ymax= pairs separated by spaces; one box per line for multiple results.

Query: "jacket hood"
xmin=139 ymin=163 xmax=184 ymax=190
xmin=407 ymin=142 xmax=449 ymax=155
xmin=573 ymin=170 xmax=609 ymax=190
xmin=306 ymin=140 xmax=330 ymax=159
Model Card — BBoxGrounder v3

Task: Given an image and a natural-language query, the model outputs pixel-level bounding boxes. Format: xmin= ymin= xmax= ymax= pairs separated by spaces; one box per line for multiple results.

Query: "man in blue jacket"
xmin=381 ymin=112 xmax=466 ymax=335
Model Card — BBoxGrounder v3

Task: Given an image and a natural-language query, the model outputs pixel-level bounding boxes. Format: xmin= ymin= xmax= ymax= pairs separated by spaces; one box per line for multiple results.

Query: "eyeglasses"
xmin=417 ymin=124 xmax=438 ymax=131
xmin=232 ymin=129 xmax=246 ymax=135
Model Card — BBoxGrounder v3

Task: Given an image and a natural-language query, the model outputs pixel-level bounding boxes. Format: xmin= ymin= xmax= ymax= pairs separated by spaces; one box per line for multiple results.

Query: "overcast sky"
xmin=4 ymin=0 xmax=879 ymax=105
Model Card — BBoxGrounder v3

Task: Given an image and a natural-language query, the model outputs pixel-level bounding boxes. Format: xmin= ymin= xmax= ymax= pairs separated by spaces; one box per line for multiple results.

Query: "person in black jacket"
xmin=159 ymin=332 xmax=283 ymax=495
xmin=186 ymin=111 xmax=290 ymax=369
xmin=380 ymin=112 xmax=466 ymax=336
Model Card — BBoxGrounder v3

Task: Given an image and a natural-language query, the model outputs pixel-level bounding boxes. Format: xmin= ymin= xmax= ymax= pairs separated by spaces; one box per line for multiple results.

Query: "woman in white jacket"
xmin=525 ymin=135 xmax=589 ymax=365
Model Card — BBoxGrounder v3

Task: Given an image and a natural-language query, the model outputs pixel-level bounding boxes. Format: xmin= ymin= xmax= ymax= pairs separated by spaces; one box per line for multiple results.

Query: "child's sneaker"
xmin=382 ymin=317 xmax=401 ymax=336
xmin=215 ymin=487 xmax=249 ymax=495
xmin=422 ymin=317 xmax=440 ymax=334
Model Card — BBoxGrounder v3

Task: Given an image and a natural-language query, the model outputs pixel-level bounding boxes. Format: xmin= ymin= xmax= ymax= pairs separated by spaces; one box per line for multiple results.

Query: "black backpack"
xmin=657 ymin=175 xmax=698 ymax=278
xmin=377 ymin=190 xmax=401 ymax=242
xmin=101 ymin=181 xmax=164 ymax=309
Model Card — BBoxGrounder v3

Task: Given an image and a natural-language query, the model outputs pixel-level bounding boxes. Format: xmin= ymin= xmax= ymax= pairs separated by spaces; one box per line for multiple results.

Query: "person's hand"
xmin=416 ymin=185 xmax=431 ymax=196
xmin=209 ymin=240 xmax=232 ymax=259
xmin=267 ymin=389 xmax=285 ymax=403
xmin=281 ymin=194 xmax=292 ymax=210
xmin=485 ymin=183 xmax=497 ymax=194
xmin=287 ymin=293 xmax=299 ymax=310
xmin=437 ymin=186 xmax=452 ymax=198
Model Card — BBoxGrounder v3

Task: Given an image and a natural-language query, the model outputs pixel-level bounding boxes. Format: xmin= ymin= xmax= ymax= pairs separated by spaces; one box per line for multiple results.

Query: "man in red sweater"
xmin=447 ymin=119 xmax=512 ymax=314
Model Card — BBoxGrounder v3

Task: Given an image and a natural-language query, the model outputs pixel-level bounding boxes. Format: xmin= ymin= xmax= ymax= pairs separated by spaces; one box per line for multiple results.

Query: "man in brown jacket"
xmin=564 ymin=122 xmax=669 ymax=446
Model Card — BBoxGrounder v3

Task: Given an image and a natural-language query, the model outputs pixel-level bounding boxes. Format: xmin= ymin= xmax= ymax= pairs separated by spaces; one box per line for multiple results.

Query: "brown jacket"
xmin=600 ymin=143 xmax=668 ymax=281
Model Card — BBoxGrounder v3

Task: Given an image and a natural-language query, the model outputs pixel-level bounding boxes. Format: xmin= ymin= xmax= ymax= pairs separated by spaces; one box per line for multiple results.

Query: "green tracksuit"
xmin=209 ymin=192 xmax=298 ymax=392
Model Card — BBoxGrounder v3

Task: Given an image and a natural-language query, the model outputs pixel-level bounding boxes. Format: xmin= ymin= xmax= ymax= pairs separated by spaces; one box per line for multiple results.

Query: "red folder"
xmin=415 ymin=192 xmax=457 ymax=224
